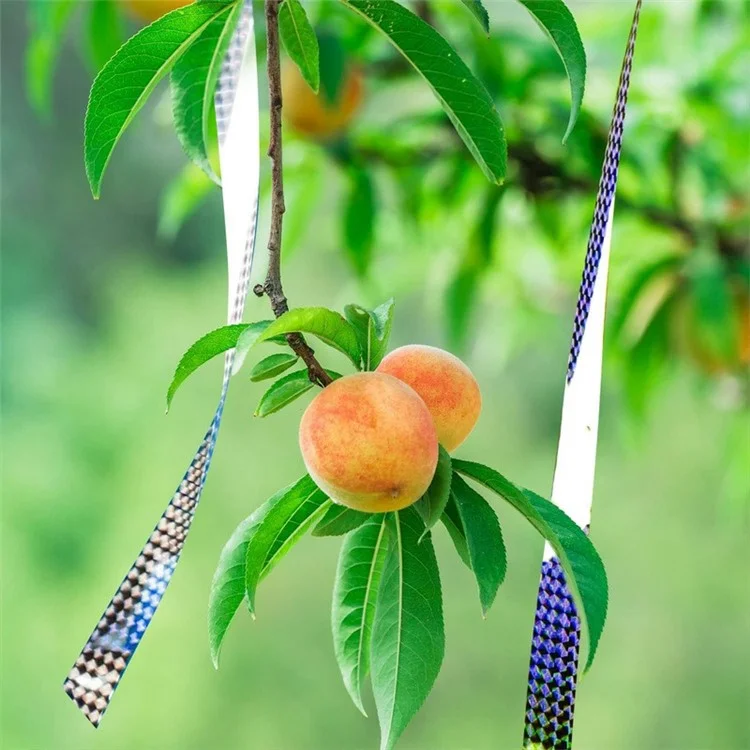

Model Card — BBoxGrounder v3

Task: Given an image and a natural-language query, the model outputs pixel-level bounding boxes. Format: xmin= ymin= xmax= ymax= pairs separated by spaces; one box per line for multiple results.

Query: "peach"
xmin=299 ymin=373 xmax=438 ymax=513
xmin=121 ymin=0 xmax=190 ymax=22
xmin=377 ymin=345 xmax=481 ymax=452
xmin=282 ymin=61 xmax=363 ymax=140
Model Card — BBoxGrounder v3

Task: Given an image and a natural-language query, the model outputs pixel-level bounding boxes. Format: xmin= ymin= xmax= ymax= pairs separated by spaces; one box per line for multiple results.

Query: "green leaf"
xmin=87 ymin=0 xmax=125 ymax=74
xmin=414 ymin=445 xmax=452 ymax=533
xmin=279 ymin=0 xmax=320 ymax=92
xmin=453 ymin=460 xmax=608 ymax=671
xmin=208 ymin=476 xmax=328 ymax=666
xmin=515 ymin=0 xmax=586 ymax=142
xmin=209 ymin=499 xmax=273 ymax=667
xmin=84 ymin=1 xmax=234 ymax=198
xmin=460 ymin=0 xmax=490 ymax=33
xmin=612 ymin=255 xmax=681 ymax=345
xmin=343 ymin=167 xmax=376 ymax=278
xmin=317 ymin=26 xmax=347 ymax=104
xmin=249 ymin=352 xmax=300 ymax=382
xmin=254 ymin=370 xmax=315 ymax=416
xmin=26 ymin=0 xmax=76 ymax=118
xmin=450 ymin=473 xmax=506 ymax=616
xmin=441 ymin=495 xmax=472 ymax=569
xmin=371 ymin=508 xmax=445 ymax=750
xmin=340 ymin=0 xmax=507 ymax=184
xmin=244 ymin=476 xmax=329 ymax=615
xmin=332 ymin=516 xmax=390 ymax=715
xmin=171 ymin=1 xmax=240 ymax=180
xmin=254 ymin=307 xmax=364 ymax=369
xmin=167 ymin=321 xmax=271 ymax=409
xmin=158 ymin=160 xmax=216 ymax=240
xmin=254 ymin=369 xmax=341 ymax=417
xmin=446 ymin=185 xmax=503 ymax=349
xmin=232 ymin=320 xmax=288 ymax=375
xmin=344 ymin=299 xmax=395 ymax=370
xmin=446 ymin=267 xmax=480 ymax=351
xmin=686 ymin=252 xmax=738 ymax=364
xmin=313 ymin=504 xmax=370 ymax=537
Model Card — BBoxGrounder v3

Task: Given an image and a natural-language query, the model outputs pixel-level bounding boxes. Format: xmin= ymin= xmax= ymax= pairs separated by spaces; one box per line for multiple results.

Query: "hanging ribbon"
xmin=62 ymin=1 xmax=260 ymax=727
xmin=522 ymin=3 xmax=643 ymax=748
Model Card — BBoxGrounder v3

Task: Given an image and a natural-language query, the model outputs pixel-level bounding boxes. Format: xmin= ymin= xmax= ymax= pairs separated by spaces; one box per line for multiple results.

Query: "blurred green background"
xmin=2 ymin=1 xmax=749 ymax=748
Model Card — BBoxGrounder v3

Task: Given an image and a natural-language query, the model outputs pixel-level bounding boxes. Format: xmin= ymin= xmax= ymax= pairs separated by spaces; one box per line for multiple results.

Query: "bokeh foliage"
xmin=2 ymin=0 xmax=749 ymax=748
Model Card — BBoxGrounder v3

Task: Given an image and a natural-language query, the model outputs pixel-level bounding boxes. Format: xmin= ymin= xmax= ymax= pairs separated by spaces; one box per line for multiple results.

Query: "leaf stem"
xmin=263 ymin=0 xmax=332 ymax=387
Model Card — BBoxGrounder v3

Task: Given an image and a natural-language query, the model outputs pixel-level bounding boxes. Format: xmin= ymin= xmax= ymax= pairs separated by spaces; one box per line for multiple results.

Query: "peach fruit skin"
xmin=122 ymin=0 xmax=191 ymax=23
xmin=299 ymin=373 xmax=439 ymax=513
xmin=281 ymin=62 xmax=363 ymax=140
xmin=377 ymin=344 xmax=482 ymax=452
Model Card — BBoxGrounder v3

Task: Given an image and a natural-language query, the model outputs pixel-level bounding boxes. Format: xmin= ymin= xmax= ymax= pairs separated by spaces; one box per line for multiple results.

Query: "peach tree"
xmin=73 ymin=0 xmax=607 ymax=746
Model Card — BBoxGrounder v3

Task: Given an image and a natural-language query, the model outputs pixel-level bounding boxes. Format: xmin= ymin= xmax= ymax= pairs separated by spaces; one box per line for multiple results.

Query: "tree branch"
xmin=347 ymin=140 xmax=748 ymax=262
xmin=262 ymin=0 xmax=332 ymax=387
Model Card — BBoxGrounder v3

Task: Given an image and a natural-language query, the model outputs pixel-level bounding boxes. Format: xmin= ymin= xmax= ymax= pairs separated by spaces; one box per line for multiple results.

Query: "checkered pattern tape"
xmin=566 ymin=0 xmax=642 ymax=383
xmin=523 ymin=557 xmax=581 ymax=749
xmin=523 ymin=3 xmax=642 ymax=748
xmin=215 ymin=1 xmax=251 ymax=147
xmin=64 ymin=3 xmax=257 ymax=727
xmin=63 ymin=429 xmax=214 ymax=726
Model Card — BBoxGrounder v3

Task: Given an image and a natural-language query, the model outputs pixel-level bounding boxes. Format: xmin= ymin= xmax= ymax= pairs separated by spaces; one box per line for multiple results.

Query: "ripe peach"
xmin=121 ymin=0 xmax=190 ymax=22
xmin=377 ymin=345 xmax=481 ymax=452
xmin=281 ymin=61 xmax=363 ymax=140
xmin=299 ymin=373 xmax=438 ymax=513
xmin=671 ymin=284 xmax=750 ymax=375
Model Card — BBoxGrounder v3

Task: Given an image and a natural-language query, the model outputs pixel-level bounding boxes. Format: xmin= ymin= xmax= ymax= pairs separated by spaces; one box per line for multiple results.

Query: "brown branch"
xmin=347 ymin=141 xmax=749 ymax=262
xmin=262 ymin=0 xmax=332 ymax=388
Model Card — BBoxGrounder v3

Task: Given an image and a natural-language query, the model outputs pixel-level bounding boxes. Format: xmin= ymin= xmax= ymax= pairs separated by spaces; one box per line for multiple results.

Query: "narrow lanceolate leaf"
xmin=332 ymin=516 xmax=389 ymax=715
xmin=255 ymin=370 xmax=315 ymax=417
xmin=344 ymin=299 xmax=395 ymax=371
xmin=460 ymin=0 xmax=490 ymax=33
xmin=171 ymin=0 xmax=240 ymax=181
xmin=209 ymin=478 xmax=329 ymax=666
xmin=451 ymin=473 xmax=507 ymax=616
xmin=249 ymin=352 xmax=299 ymax=382
xmin=340 ymin=0 xmax=506 ymax=184
xmin=441 ymin=495 xmax=471 ymax=569
xmin=453 ymin=460 xmax=607 ymax=671
xmin=254 ymin=369 xmax=341 ymax=417
xmin=317 ymin=27 xmax=347 ymax=104
xmin=26 ymin=0 xmax=76 ymax=117
xmin=256 ymin=308 xmax=364 ymax=369
xmin=414 ymin=446 xmax=452 ymax=533
xmin=516 ymin=0 xmax=586 ymax=142
xmin=158 ymin=161 xmax=216 ymax=240
xmin=343 ymin=167 xmax=376 ymax=278
xmin=84 ymin=1 xmax=234 ymax=197
xmin=167 ymin=321 xmax=272 ymax=409
xmin=209 ymin=498 xmax=275 ymax=667
xmin=244 ymin=476 xmax=329 ymax=614
xmin=313 ymin=504 xmax=370 ymax=537
xmin=371 ymin=508 xmax=445 ymax=750
xmin=279 ymin=0 xmax=320 ymax=92
xmin=87 ymin=0 xmax=125 ymax=73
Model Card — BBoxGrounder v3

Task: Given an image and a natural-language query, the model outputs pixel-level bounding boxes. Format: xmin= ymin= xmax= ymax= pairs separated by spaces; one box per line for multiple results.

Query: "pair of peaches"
xmin=299 ymin=345 xmax=481 ymax=513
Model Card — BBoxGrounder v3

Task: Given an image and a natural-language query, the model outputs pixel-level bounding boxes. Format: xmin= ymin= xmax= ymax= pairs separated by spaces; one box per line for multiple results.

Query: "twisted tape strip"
xmin=523 ymin=3 xmax=643 ymax=748
xmin=63 ymin=1 xmax=260 ymax=727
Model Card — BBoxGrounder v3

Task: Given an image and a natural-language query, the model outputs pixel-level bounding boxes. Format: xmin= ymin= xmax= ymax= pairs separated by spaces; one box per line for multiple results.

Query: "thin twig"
xmin=348 ymin=141 xmax=748 ymax=261
xmin=263 ymin=0 xmax=332 ymax=387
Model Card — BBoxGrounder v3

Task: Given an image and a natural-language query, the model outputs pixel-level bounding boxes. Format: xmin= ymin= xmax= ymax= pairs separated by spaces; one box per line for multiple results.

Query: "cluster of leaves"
xmin=27 ymin=1 xmax=749 ymax=406
xmin=167 ymin=299 xmax=607 ymax=750
xmin=167 ymin=298 xmax=394 ymax=411
xmin=71 ymin=0 xmax=583 ymax=203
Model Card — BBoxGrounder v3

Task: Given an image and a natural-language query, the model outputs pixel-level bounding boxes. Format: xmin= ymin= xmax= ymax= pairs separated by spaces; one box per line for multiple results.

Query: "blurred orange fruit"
xmin=281 ymin=61 xmax=363 ymax=140
xmin=121 ymin=0 xmax=191 ymax=23
xmin=671 ymin=284 xmax=750 ymax=375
